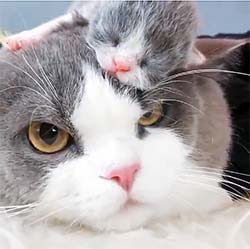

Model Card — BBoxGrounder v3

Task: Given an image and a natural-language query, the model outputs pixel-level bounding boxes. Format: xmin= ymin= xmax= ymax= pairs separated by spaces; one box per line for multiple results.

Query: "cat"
xmin=0 ymin=22 xmax=232 ymax=233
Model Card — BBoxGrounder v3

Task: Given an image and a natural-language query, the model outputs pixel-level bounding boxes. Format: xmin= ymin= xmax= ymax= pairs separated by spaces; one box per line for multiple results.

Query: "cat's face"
xmin=0 ymin=28 xmax=231 ymax=232
xmin=87 ymin=1 xmax=198 ymax=88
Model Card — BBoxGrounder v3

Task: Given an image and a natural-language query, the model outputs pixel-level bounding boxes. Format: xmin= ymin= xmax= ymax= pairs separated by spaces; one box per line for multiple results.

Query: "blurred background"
xmin=0 ymin=1 xmax=249 ymax=35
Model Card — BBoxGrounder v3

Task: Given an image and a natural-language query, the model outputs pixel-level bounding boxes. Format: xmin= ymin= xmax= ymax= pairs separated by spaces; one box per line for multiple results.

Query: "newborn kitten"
xmin=0 ymin=25 xmax=232 ymax=232
xmin=3 ymin=1 xmax=200 ymax=88
xmin=85 ymin=1 xmax=200 ymax=88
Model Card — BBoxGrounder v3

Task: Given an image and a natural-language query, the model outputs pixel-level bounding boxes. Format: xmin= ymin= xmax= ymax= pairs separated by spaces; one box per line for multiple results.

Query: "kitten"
xmin=3 ymin=1 xmax=202 ymax=88
xmin=0 ymin=24 xmax=232 ymax=232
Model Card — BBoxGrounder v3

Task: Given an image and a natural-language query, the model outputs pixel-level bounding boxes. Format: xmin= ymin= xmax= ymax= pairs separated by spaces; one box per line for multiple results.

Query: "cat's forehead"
xmin=0 ymin=32 xmax=142 ymax=128
xmin=0 ymin=28 xmax=96 ymax=125
xmin=71 ymin=66 xmax=142 ymax=139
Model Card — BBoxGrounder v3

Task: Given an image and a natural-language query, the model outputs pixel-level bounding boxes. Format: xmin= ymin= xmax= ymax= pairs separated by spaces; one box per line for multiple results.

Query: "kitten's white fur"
xmin=90 ymin=23 xmax=149 ymax=88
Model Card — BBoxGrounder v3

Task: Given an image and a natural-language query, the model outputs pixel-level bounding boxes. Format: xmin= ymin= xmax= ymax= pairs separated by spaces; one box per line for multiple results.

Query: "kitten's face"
xmin=0 ymin=29 xmax=231 ymax=232
xmin=87 ymin=1 xmax=198 ymax=89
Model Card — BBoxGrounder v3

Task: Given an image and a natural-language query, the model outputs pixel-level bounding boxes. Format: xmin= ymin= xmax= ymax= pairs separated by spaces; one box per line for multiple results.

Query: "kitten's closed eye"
xmin=139 ymin=58 xmax=148 ymax=68
xmin=28 ymin=122 xmax=71 ymax=154
xmin=112 ymin=37 xmax=120 ymax=47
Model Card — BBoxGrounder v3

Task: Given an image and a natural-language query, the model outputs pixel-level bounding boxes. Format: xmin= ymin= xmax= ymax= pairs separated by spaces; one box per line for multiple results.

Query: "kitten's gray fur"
xmin=0 ymin=25 xmax=231 ymax=209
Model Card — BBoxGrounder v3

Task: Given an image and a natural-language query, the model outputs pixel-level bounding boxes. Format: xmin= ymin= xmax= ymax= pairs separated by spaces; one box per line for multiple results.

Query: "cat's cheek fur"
xmin=38 ymin=158 xmax=127 ymax=223
xmin=131 ymin=128 xmax=191 ymax=204
xmin=37 ymin=128 xmax=191 ymax=232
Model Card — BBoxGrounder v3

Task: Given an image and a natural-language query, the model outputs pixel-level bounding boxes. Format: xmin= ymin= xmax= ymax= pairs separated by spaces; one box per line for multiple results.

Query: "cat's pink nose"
xmin=105 ymin=164 xmax=140 ymax=191
xmin=112 ymin=58 xmax=132 ymax=73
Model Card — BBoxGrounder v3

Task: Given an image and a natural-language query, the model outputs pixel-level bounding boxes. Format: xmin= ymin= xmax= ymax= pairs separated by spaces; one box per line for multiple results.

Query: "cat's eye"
xmin=138 ymin=104 xmax=163 ymax=126
xmin=28 ymin=122 xmax=70 ymax=154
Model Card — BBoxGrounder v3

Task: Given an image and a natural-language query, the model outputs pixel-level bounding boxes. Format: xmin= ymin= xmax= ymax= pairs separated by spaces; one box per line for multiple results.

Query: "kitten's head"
xmin=87 ymin=1 xmax=198 ymax=88
xmin=0 ymin=27 xmax=231 ymax=232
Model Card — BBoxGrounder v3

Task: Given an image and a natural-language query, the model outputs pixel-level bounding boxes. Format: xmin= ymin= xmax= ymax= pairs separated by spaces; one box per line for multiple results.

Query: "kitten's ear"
xmin=53 ymin=11 xmax=89 ymax=33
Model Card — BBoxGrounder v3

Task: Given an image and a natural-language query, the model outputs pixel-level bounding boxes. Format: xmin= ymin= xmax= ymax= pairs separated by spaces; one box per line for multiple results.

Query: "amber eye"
xmin=138 ymin=104 xmax=163 ymax=126
xmin=28 ymin=122 xmax=70 ymax=154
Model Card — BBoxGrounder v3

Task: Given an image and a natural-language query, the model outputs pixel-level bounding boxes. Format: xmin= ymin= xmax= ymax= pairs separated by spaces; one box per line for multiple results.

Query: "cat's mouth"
xmin=123 ymin=198 xmax=141 ymax=209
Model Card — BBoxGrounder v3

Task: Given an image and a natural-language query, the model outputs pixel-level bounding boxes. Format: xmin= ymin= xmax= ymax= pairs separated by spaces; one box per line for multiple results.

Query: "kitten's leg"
xmin=3 ymin=13 xmax=74 ymax=51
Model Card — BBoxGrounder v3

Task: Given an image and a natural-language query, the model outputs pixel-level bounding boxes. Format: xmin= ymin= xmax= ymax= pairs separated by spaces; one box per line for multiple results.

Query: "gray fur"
xmin=0 ymin=26 xmax=98 ymax=205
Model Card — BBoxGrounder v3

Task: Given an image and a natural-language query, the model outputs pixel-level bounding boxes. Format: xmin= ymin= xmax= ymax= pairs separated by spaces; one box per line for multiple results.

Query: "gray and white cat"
xmin=0 ymin=24 xmax=232 ymax=232
xmin=3 ymin=1 xmax=203 ymax=88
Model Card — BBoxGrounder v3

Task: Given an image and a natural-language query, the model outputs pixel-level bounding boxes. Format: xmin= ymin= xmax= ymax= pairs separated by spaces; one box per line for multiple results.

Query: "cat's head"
xmin=87 ymin=1 xmax=198 ymax=88
xmin=0 ymin=27 xmax=231 ymax=231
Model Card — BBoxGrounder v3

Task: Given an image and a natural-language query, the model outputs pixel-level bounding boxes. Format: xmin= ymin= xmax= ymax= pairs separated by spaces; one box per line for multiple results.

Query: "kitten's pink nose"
xmin=105 ymin=164 xmax=140 ymax=191
xmin=112 ymin=58 xmax=132 ymax=73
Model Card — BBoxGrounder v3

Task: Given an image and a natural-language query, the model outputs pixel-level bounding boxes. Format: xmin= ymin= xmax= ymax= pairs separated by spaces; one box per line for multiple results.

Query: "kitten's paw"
xmin=3 ymin=31 xmax=36 ymax=51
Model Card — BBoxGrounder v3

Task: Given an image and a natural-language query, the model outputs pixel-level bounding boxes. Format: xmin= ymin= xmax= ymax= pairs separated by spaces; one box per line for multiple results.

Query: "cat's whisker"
xmin=176 ymin=178 xmax=229 ymax=198
xmin=155 ymin=79 xmax=194 ymax=88
xmin=142 ymin=86 xmax=190 ymax=101
xmin=145 ymin=97 xmax=203 ymax=114
xmin=185 ymin=168 xmax=250 ymax=186
xmin=0 ymin=59 xmax=54 ymax=105
xmin=0 ymin=203 xmax=38 ymax=219
xmin=191 ymin=166 xmax=250 ymax=177
xmin=226 ymin=208 xmax=250 ymax=249
xmin=182 ymin=172 xmax=250 ymax=198
xmin=1 ymin=58 xmax=47 ymax=97
xmin=235 ymin=141 xmax=250 ymax=155
xmin=166 ymin=68 xmax=250 ymax=82
xmin=178 ymin=174 xmax=240 ymax=199
xmin=28 ymin=104 xmax=58 ymax=127
xmin=0 ymin=203 xmax=38 ymax=210
xmin=221 ymin=182 xmax=250 ymax=202
xmin=21 ymin=54 xmax=54 ymax=98
xmin=28 ymin=205 xmax=72 ymax=226
xmin=178 ymin=175 xmax=250 ymax=201
xmin=28 ymin=47 xmax=61 ymax=107
xmin=141 ymin=79 xmax=194 ymax=100
xmin=0 ymin=85 xmax=53 ymax=106
xmin=5 ymin=207 xmax=36 ymax=218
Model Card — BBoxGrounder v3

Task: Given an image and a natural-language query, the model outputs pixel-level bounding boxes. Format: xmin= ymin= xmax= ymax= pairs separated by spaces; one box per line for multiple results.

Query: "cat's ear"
xmin=215 ymin=40 xmax=249 ymax=75
xmin=194 ymin=40 xmax=249 ymax=82
xmin=195 ymin=38 xmax=247 ymax=60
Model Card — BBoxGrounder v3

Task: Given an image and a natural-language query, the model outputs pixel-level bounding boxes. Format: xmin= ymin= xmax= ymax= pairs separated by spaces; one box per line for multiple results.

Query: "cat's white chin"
xmin=84 ymin=202 xmax=153 ymax=231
